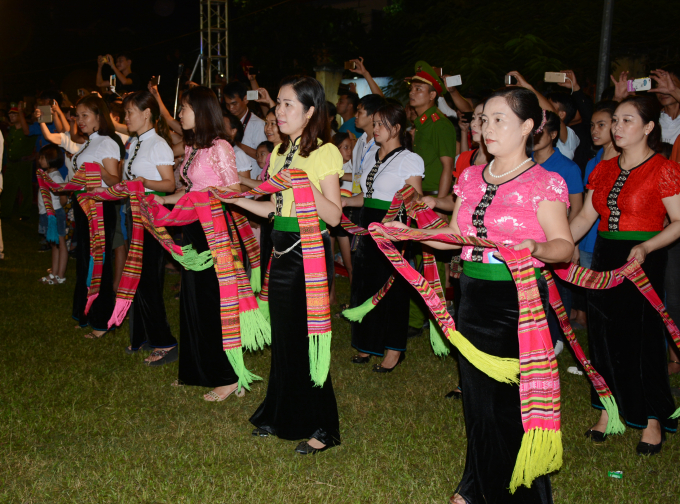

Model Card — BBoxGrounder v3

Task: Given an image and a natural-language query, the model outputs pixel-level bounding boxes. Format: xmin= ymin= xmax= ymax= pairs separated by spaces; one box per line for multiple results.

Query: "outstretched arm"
xmin=507 ymin=70 xmax=567 ymax=142
xmin=149 ymin=81 xmax=182 ymax=133
xmin=349 ymin=58 xmax=384 ymax=97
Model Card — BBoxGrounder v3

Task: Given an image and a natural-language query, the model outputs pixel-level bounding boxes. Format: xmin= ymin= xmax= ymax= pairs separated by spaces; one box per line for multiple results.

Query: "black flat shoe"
xmin=146 ymin=346 xmax=178 ymax=367
xmin=351 ymin=354 xmax=371 ymax=364
xmin=445 ymin=388 xmax=462 ymax=400
xmin=584 ymin=428 xmax=607 ymax=443
xmin=252 ymin=427 xmax=270 ymax=437
xmin=125 ymin=342 xmax=151 ymax=355
xmin=636 ymin=431 xmax=666 ymax=456
xmin=295 ymin=440 xmax=330 ymax=455
xmin=372 ymin=352 xmax=405 ymax=373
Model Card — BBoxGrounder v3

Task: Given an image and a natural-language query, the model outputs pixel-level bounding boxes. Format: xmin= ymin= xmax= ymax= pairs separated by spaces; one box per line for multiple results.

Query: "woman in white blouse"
xmin=121 ymin=90 xmax=178 ymax=365
xmin=69 ymin=95 xmax=125 ymax=339
xmin=223 ymin=111 xmax=255 ymax=183
xmin=341 ymin=103 xmax=424 ymax=372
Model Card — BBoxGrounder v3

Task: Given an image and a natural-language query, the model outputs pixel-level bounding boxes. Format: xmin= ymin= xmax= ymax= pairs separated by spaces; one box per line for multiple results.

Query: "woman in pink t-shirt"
xmin=390 ymin=88 xmax=574 ymax=504
xmin=156 ymin=86 xmax=241 ymax=402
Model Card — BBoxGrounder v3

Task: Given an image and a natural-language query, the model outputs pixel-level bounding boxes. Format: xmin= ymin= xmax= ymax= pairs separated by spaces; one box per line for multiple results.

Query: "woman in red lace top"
xmin=570 ymin=95 xmax=680 ymax=455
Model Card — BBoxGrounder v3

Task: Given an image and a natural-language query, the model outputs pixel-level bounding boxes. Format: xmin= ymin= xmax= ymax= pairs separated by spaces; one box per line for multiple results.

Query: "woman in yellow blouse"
xmin=222 ymin=76 xmax=344 ymax=455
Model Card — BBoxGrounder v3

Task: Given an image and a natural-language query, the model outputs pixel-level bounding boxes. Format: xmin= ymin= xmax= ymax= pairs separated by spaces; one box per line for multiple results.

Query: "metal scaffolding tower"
xmin=200 ymin=0 xmax=228 ymax=95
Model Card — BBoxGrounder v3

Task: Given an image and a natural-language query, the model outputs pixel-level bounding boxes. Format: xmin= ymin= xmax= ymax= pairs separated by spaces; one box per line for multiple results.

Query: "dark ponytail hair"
xmin=222 ymin=110 xmax=245 ymax=145
xmin=618 ymin=95 xmax=662 ymax=152
xmin=181 ymin=86 xmax=229 ymax=149
xmin=277 ymin=76 xmax=330 ymax=158
xmin=76 ymin=94 xmax=126 ymax=158
xmin=593 ymin=100 xmax=618 ymax=119
xmin=540 ymin=110 xmax=562 ymax=148
xmin=123 ymin=90 xmax=173 ymax=147
xmin=374 ymin=103 xmax=409 ymax=148
xmin=484 ymin=87 xmax=542 ymax=157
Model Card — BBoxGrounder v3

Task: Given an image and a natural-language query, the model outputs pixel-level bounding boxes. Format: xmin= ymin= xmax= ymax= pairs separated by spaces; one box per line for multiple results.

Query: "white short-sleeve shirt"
xmin=234 ymin=144 xmax=254 ymax=175
xmin=340 ymin=161 xmax=353 ymax=192
xmin=122 ymin=129 xmax=174 ymax=192
xmin=351 ymin=132 xmax=379 ymax=195
xmin=71 ymin=131 xmax=122 ymax=188
xmin=556 ymin=126 xmax=580 ymax=161
xmin=38 ymin=171 xmax=65 ymax=212
xmin=59 ymin=133 xmax=85 ymax=181
xmin=241 ymin=111 xmax=267 ymax=173
xmin=660 ymin=111 xmax=680 ymax=144
xmin=360 ymin=149 xmax=425 ymax=202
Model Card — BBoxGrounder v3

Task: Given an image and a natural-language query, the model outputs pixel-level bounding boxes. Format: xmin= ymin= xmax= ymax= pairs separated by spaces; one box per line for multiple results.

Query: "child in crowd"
xmin=256 ymin=140 xmax=274 ymax=181
xmin=37 ymin=145 xmax=68 ymax=285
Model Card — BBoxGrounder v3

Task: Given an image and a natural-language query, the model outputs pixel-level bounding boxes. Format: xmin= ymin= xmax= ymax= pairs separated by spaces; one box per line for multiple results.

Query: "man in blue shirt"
xmin=336 ymin=91 xmax=361 ymax=137
xmin=533 ymin=111 xmax=584 ymax=353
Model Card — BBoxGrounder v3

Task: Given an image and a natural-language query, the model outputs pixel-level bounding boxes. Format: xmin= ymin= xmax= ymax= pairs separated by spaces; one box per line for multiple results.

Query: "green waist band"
xmin=364 ymin=198 xmax=392 ymax=210
xmin=148 ymin=191 xmax=167 ymax=196
xmin=598 ymin=231 xmax=659 ymax=241
xmin=463 ymin=260 xmax=541 ymax=282
xmin=273 ymin=215 xmax=327 ymax=232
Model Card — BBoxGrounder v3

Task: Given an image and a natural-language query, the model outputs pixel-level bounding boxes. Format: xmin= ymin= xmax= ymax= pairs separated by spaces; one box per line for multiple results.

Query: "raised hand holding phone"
xmin=556 ymin=70 xmax=580 ymax=91
xmin=505 ymin=71 xmax=531 ymax=89
xmin=255 ymin=87 xmax=275 ymax=107
xmin=348 ymin=57 xmax=367 ymax=76
xmin=649 ymin=69 xmax=678 ymax=97
xmin=610 ymin=70 xmax=631 ymax=101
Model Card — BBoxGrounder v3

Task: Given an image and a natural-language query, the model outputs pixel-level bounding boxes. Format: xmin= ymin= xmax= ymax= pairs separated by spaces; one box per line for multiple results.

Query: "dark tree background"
xmin=0 ymin=0 xmax=678 ymax=102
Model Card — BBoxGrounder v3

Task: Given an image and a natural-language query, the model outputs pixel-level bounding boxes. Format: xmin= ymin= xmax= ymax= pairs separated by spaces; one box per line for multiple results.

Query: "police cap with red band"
xmin=410 ymin=60 xmax=447 ymax=96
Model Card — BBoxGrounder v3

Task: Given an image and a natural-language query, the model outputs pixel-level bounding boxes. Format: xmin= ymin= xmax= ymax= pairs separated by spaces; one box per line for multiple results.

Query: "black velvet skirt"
xmin=350 ymin=206 xmax=409 ymax=355
xmin=588 ymin=236 xmax=677 ymax=432
xmin=259 ymin=219 xmax=273 ymax=275
xmin=128 ymin=225 xmax=176 ymax=350
xmin=72 ymin=199 xmax=116 ymax=331
xmin=664 ymin=240 xmax=680 ymax=341
xmin=250 ymin=229 xmax=340 ymax=446
xmin=456 ymin=273 xmax=553 ymax=504
xmin=178 ymin=220 xmax=238 ymax=387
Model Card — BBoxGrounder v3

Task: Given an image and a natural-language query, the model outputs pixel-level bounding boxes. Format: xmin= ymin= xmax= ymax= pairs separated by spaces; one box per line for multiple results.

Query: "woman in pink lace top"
xmin=454 ymin=162 xmax=569 ymax=268
xmin=179 ymin=137 xmax=238 ymax=191
xmin=156 ymin=86 xmax=242 ymax=403
xmin=389 ymin=88 xmax=574 ymax=504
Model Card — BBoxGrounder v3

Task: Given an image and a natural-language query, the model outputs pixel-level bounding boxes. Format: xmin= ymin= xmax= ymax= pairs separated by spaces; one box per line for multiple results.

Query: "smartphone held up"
xmin=446 ymin=75 xmax=462 ymax=87
xmin=37 ymin=105 xmax=53 ymax=124
xmin=544 ymin=72 xmax=567 ymax=83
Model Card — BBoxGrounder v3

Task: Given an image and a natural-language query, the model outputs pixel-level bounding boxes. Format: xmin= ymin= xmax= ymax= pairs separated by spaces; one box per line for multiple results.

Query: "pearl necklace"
xmin=487 ymin=158 xmax=532 ymax=179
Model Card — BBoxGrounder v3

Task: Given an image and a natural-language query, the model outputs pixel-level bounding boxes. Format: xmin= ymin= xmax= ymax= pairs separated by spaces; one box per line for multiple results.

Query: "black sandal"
xmin=84 ymin=328 xmax=115 ymax=339
xmin=125 ymin=342 xmax=151 ymax=355
xmin=146 ymin=346 xmax=178 ymax=367
xmin=334 ymin=303 xmax=350 ymax=319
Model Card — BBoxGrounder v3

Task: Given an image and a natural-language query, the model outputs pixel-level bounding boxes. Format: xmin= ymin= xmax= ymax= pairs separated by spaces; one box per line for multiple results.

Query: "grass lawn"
xmin=1 ymin=217 xmax=679 ymax=503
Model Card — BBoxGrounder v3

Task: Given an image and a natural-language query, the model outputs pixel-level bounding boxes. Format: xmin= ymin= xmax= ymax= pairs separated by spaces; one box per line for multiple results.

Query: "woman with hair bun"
xmin=156 ymin=86 xmax=243 ymax=401
xmin=71 ymin=95 xmax=126 ymax=338
xmin=388 ymin=87 xmax=574 ymax=504
xmin=221 ymin=76 xmax=343 ymax=455
xmin=570 ymin=95 xmax=680 ymax=455
xmin=121 ymin=90 xmax=177 ymax=364
xmin=342 ymin=103 xmax=424 ymax=371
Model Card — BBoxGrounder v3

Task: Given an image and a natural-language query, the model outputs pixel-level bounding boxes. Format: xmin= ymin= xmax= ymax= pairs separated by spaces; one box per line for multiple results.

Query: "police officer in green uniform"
xmin=408 ymin=61 xmax=456 ymax=336
xmin=410 ymin=61 xmax=456 ymax=195
xmin=2 ymin=106 xmax=36 ymax=220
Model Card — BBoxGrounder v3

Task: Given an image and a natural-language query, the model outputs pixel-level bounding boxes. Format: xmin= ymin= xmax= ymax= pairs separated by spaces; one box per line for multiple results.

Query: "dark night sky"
xmin=0 ymin=0 xmax=200 ymax=101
